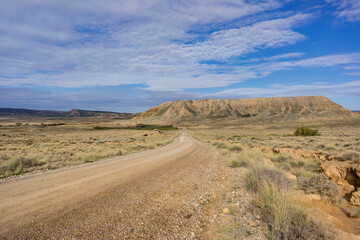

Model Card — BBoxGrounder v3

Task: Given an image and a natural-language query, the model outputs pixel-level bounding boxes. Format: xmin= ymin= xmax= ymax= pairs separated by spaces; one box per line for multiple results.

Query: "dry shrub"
xmin=270 ymin=154 xmax=293 ymax=163
xmin=256 ymin=183 xmax=334 ymax=240
xmin=246 ymin=166 xmax=292 ymax=192
xmin=230 ymin=160 xmax=240 ymax=168
xmin=229 ymin=145 xmax=243 ymax=152
xmin=299 ymin=174 xmax=342 ymax=203
xmin=213 ymin=141 xmax=226 ymax=149
xmin=340 ymin=205 xmax=360 ymax=218
xmin=338 ymin=151 xmax=359 ymax=162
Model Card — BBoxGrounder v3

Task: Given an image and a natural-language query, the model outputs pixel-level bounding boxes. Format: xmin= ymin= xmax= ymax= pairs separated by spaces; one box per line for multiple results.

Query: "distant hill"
xmin=0 ymin=108 xmax=137 ymax=119
xmin=135 ymin=96 xmax=356 ymax=123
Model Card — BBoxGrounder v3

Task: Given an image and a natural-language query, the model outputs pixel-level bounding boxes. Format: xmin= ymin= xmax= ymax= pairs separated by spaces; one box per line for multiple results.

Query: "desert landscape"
xmin=2 ymin=1 xmax=360 ymax=239
xmin=1 ymin=96 xmax=360 ymax=239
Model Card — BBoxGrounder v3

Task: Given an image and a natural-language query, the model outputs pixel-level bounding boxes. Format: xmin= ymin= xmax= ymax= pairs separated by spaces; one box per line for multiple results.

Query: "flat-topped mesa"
xmin=135 ymin=96 xmax=354 ymax=122
xmin=0 ymin=108 xmax=137 ymax=119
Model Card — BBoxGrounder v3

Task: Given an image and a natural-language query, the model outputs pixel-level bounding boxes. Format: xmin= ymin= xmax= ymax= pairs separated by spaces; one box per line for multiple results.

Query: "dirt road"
xmin=0 ymin=133 xmax=224 ymax=239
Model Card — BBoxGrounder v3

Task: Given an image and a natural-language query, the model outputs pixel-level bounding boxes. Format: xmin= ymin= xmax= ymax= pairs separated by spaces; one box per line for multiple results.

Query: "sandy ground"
xmin=0 ymin=133 xmax=224 ymax=239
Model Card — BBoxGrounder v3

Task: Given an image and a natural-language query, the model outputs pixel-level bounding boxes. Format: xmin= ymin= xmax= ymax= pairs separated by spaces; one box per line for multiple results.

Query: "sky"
xmin=0 ymin=0 xmax=360 ymax=113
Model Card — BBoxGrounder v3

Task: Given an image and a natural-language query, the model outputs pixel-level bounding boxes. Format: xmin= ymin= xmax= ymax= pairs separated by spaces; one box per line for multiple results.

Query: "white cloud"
xmin=326 ymin=0 xmax=360 ymax=22
xmin=209 ymin=80 xmax=360 ymax=98
xmin=248 ymin=52 xmax=305 ymax=62
xmin=253 ymin=53 xmax=360 ymax=75
xmin=345 ymin=72 xmax=360 ymax=76
xmin=0 ymin=0 xmax=314 ymax=90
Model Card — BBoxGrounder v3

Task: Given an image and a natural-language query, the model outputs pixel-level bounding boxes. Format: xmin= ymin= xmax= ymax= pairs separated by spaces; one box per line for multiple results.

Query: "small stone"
xmin=249 ymin=220 xmax=258 ymax=227
xmin=184 ymin=214 xmax=192 ymax=219
xmin=223 ymin=208 xmax=230 ymax=214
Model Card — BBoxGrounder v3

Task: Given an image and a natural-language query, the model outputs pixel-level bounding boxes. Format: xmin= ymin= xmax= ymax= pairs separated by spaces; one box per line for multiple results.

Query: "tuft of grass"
xmin=255 ymin=183 xmax=334 ymax=240
xmin=230 ymin=160 xmax=240 ymax=168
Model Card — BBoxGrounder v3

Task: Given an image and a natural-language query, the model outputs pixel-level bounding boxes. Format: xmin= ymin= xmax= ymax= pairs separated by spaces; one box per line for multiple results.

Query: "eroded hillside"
xmin=135 ymin=96 xmax=356 ymax=124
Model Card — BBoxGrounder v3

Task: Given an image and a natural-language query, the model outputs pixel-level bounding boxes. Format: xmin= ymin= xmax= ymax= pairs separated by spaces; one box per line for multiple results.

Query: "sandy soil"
xmin=0 ymin=133 xmax=224 ymax=239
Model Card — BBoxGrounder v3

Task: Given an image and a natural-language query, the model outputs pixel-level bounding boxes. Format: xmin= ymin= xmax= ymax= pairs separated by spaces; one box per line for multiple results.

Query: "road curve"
xmin=0 ymin=132 xmax=223 ymax=239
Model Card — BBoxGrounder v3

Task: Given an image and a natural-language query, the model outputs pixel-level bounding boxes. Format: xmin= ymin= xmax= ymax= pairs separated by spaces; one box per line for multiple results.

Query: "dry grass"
xmin=188 ymin=120 xmax=360 ymax=238
xmin=0 ymin=120 xmax=178 ymax=178
xmin=255 ymin=183 xmax=334 ymax=240
xmin=189 ymin=119 xmax=360 ymax=164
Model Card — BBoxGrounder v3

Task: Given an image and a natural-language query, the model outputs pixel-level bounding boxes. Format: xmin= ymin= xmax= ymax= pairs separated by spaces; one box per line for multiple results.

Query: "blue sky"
xmin=0 ymin=0 xmax=360 ymax=112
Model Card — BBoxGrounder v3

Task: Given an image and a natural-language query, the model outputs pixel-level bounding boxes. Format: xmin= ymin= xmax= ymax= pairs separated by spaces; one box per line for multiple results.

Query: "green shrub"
xmin=294 ymin=127 xmax=320 ymax=136
xmin=299 ymin=174 xmax=342 ymax=203
xmin=230 ymin=160 xmax=240 ymax=168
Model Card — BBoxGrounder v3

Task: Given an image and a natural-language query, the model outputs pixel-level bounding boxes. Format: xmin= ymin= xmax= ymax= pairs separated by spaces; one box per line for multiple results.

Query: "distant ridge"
xmin=0 ymin=108 xmax=137 ymax=119
xmin=135 ymin=96 xmax=355 ymax=123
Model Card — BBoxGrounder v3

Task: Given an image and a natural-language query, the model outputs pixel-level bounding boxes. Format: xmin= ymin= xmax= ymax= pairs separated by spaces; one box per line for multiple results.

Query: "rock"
xmin=305 ymin=194 xmax=322 ymax=201
xmin=350 ymin=190 xmax=360 ymax=206
xmin=322 ymin=161 xmax=360 ymax=197
xmin=184 ymin=214 xmax=192 ymax=219
xmin=222 ymin=208 xmax=230 ymax=214
xmin=285 ymin=172 xmax=297 ymax=181
xmin=249 ymin=220 xmax=258 ymax=227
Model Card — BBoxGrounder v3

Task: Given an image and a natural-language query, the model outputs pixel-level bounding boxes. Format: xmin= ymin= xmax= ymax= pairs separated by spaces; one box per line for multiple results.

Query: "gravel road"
xmin=0 ymin=133 xmax=224 ymax=239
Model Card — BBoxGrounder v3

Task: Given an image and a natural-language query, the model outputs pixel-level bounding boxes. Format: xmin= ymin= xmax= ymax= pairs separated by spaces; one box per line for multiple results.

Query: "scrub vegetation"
xmin=0 ymin=120 xmax=178 ymax=178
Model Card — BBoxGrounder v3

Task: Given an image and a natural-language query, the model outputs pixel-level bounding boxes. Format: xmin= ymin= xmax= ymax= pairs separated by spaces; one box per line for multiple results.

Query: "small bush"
xmin=340 ymin=205 xmax=360 ymax=218
xmin=0 ymin=154 xmax=10 ymax=161
xmin=213 ymin=141 xmax=226 ymax=149
xmin=230 ymin=160 xmax=240 ymax=168
xmin=317 ymin=144 xmax=325 ymax=149
xmin=246 ymin=166 xmax=292 ymax=192
xmin=229 ymin=146 xmax=243 ymax=152
xmin=269 ymin=154 xmax=292 ymax=163
xmin=299 ymin=174 xmax=342 ymax=203
xmin=294 ymin=127 xmax=319 ymax=136
xmin=339 ymin=151 xmax=359 ymax=161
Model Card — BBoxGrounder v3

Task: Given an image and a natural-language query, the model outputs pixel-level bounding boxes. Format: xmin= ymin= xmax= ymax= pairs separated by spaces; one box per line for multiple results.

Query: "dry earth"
xmin=0 ymin=133 xmax=225 ymax=239
xmin=135 ymin=96 xmax=355 ymax=124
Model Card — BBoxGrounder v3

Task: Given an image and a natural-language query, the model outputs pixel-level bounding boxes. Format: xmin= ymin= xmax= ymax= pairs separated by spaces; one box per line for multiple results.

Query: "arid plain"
xmin=1 ymin=96 xmax=360 ymax=239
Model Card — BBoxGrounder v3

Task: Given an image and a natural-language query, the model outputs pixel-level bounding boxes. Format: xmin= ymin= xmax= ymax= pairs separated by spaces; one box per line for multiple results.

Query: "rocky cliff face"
xmin=322 ymin=162 xmax=360 ymax=206
xmin=135 ymin=96 xmax=354 ymax=122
